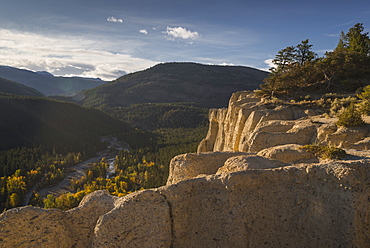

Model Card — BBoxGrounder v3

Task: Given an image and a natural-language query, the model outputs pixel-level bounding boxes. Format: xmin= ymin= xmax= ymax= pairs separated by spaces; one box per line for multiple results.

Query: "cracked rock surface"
xmin=1 ymin=157 xmax=370 ymax=247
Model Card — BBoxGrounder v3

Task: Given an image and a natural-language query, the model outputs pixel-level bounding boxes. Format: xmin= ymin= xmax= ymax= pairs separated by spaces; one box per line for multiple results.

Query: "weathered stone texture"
xmin=66 ymin=190 xmax=118 ymax=247
xmin=92 ymin=190 xmax=171 ymax=248
xmin=159 ymin=161 xmax=370 ymax=248
xmin=1 ymin=160 xmax=370 ymax=247
xmin=166 ymin=151 xmax=248 ymax=185
xmin=0 ymin=207 xmax=74 ymax=248
xmin=198 ymin=91 xmax=370 ymax=153
xmin=257 ymin=144 xmax=318 ymax=163
xmin=0 ymin=190 xmax=117 ymax=248
xmin=216 ymin=154 xmax=288 ymax=174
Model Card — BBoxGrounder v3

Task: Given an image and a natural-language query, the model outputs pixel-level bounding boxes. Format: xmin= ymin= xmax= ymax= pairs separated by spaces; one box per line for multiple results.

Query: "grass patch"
xmin=298 ymin=145 xmax=346 ymax=160
xmin=336 ymin=102 xmax=364 ymax=127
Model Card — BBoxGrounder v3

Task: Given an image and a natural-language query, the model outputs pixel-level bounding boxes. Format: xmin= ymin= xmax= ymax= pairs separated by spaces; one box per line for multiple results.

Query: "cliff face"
xmin=1 ymin=91 xmax=370 ymax=247
xmin=198 ymin=91 xmax=370 ymax=153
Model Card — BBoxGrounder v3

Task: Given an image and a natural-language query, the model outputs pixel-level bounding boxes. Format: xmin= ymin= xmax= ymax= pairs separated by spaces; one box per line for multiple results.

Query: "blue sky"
xmin=0 ymin=0 xmax=369 ymax=80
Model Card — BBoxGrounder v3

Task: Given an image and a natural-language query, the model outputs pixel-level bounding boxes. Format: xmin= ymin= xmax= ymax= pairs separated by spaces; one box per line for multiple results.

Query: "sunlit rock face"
xmin=0 ymin=190 xmax=117 ymax=247
xmin=1 ymin=158 xmax=370 ymax=248
xmin=198 ymin=91 xmax=370 ymax=153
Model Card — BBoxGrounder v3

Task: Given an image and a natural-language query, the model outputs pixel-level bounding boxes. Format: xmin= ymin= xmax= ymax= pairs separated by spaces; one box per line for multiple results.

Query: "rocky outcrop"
xmin=166 ymin=152 xmax=249 ymax=185
xmin=256 ymin=144 xmax=318 ymax=163
xmin=0 ymin=190 xmax=117 ymax=247
xmin=92 ymin=190 xmax=172 ymax=247
xmin=161 ymin=160 xmax=370 ymax=248
xmin=198 ymin=91 xmax=370 ymax=153
xmin=1 ymin=155 xmax=370 ymax=247
xmin=1 ymin=91 xmax=370 ymax=247
xmin=216 ymin=154 xmax=288 ymax=174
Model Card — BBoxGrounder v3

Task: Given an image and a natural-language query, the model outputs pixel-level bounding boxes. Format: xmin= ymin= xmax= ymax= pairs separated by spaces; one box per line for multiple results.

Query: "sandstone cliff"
xmin=1 ymin=92 xmax=370 ymax=247
xmin=198 ymin=91 xmax=370 ymax=153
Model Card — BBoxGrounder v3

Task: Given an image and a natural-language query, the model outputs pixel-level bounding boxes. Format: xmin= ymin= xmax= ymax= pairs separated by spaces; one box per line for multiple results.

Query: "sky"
xmin=0 ymin=0 xmax=369 ymax=81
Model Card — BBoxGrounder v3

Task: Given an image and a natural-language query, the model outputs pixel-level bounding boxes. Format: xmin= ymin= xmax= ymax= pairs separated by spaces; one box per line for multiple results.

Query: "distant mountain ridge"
xmin=0 ymin=77 xmax=44 ymax=97
xmin=0 ymin=66 xmax=106 ymax=96
xmin=80 ymin=62 xmax=269 ymax=108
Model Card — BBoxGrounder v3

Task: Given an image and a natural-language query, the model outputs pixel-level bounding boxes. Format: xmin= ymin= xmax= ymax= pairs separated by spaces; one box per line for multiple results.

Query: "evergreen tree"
xmin=271 ymin=46 xmax=296 ymax=72
xmin=335 ymin=31 xmax=348 ymax=52
xmin=259 ymin=23 xmax=370 ymax=96
xmin=345 ymin=23 xmax=370 ymax=55
xmin=261 ymin=39 xmax=317 ymax=95
xmin=295 ymin=39 xmax=317 ymax=65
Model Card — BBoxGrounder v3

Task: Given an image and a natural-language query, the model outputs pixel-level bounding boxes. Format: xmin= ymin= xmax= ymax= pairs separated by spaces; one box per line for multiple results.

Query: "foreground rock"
xmin=92 ymin=190 xmax=172 ymax=247
xmin=0 ymin=190 xmax=117 ymax=247
xmin=162 ymin=160 xmax=370 ymax=248
xmin=166 ymin=152 xmax=248 ymax=185
xmin=1 ymin=152 xmax=370 ymax=247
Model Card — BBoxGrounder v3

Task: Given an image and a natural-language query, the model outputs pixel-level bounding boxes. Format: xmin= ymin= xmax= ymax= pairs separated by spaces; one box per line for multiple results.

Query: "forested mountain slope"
xmin=0 ymin=77 xmax=44 ymax=97
xmin=0 ymin=95 xmax=131 ymax=152
xmin=80 ymin=62 xmax=268 ymax=108
xmin=108 ymin=103 xmax=209 ymax=130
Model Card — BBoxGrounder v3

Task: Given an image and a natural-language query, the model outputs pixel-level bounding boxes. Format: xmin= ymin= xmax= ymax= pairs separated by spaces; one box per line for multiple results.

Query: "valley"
xmin=24 ymin=154 xmax=105 ymax=205
xmin=26 ymin=137 xmax=129 ymax=204
xmin=0 ymin=62 xmax=265 ymax=211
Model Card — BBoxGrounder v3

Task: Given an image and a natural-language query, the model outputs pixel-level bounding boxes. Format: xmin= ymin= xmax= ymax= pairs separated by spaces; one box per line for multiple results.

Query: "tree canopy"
xmin=259 ymin=23 xmax=370 ymax=97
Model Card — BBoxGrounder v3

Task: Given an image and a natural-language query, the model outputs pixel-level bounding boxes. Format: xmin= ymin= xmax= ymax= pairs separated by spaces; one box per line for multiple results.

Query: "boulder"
xmin=166 ymin=152 xmax=248 ymax=185
xmin=326 ymin=125 xmax=370 ymax=148
xmin=257 ymin=144 xmax=318 ymax=163
xmin=0 ymin=190 xmax=117 ymax=248
xmin=216 ymin=155 xmax=288 ymax=174
xmin=0 ymin=207 xmax=73 ymax=248
xmin=66 ymin=190 xmax=118 ymax=247
xmin=92 ymin=190 xmax=171 ymax=247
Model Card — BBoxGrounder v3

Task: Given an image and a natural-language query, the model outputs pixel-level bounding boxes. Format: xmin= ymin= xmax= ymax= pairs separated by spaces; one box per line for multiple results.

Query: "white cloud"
xmin=258 ymin=59 xmax=275 ymax=72
xmin=107 ymin=16 xmax=123 ymax=23
xmin=0 ymin=29 xmax=158 ymax=81
xmin=220 ymin=62 xmax=235 ymax=66
xmin=164 ymin=26 xmax=200 ymax=40
xmin=204 ymin=62 xmax=236 ymax=67
xmin=139 ymin=29 xmax=148 ymax=35
xmin=264 ymin=59 xmax=274 ymax=68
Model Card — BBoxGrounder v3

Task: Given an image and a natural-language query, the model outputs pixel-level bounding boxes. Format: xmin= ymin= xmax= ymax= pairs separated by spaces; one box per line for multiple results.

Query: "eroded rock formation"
xmin=1 ymin=91 xmax=370 ymax=247
xmin=1 ymin=155 xmax=370 ymax=247
xmin=198 ymin=91 xmax=370 ymax=153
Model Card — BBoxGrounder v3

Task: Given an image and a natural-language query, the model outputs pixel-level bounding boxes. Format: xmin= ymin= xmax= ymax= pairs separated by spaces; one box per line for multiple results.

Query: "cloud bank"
xmin=0 ymin=29 xmax=157 ymax=80
xmin=164 ymin=26 xmax=200 ymax=40
xmin=107 ymin=16 xmax=123 ymax=23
